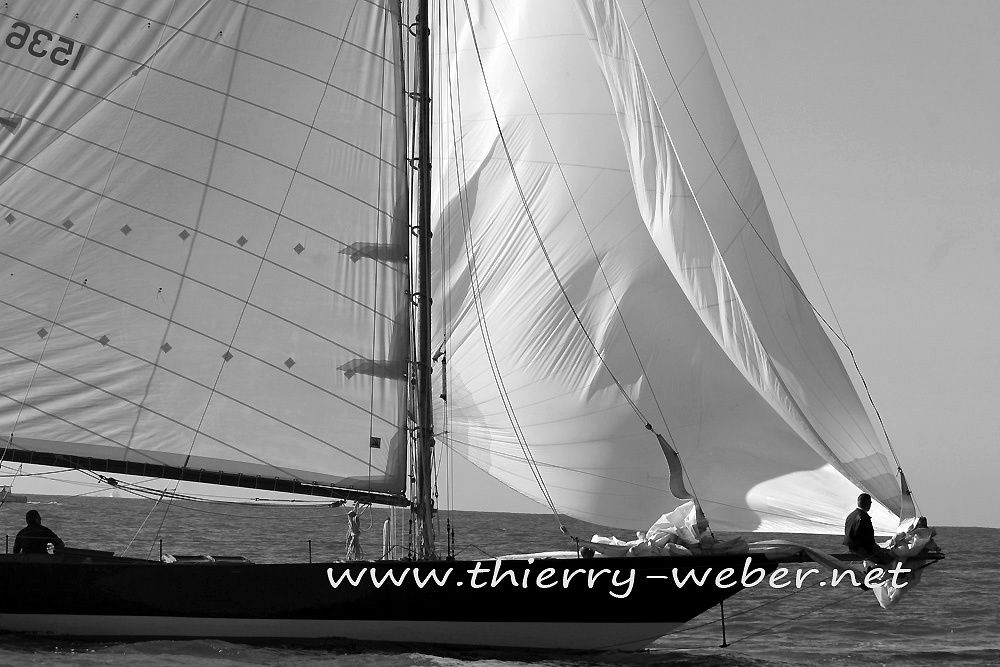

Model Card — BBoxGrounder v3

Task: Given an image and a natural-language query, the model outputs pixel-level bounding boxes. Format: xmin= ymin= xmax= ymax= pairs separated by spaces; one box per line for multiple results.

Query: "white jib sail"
xmin=432 ymin=0 xmax=901 ymax=533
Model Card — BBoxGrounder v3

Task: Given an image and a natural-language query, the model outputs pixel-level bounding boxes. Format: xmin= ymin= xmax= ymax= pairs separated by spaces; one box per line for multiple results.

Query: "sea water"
xmin=0 ymin=496 xmax=995 ymax=666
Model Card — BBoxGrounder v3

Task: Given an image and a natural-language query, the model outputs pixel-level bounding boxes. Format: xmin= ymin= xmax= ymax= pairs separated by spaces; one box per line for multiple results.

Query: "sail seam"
xmin=1 ymin=391 xmax=195 ymax=470
xmin=0 ymin=62 xmax=395 ymax=167
xmin=444 ymin=433 xmax=675 ymax=493
xmin=0 ymin=117 xmax=393 ymax=217
xmin=736 ymin=235 xmax=872 ymax=456
xmin=0 ymin=336 xmax=386 ymax=475
xmin=0 ymin=1 xmax=215 ymax=193
xmin=231 ymin=0 xmax=393 ymax=45
xmin=177 ymin=0 xmax=361 ymax=471
xmin=618 ymin=3 xmax=837 ymax=450
xmin=0 ymin=220 xmax=387 ymax=354
xmin=482 ymin=0 xmax=678 ymax=447
xmin=691 ymin=1 xmax=848 ymax=340
xmin=462 ymin=1 xmax=648 ymax=431
xmin=111 ymin=0 xmax=394 ymax=61
xmin=445 ymin=433 xmax=853 ymax=530
xmin=0 ymin=191 xmax=397 ymax=318
xmin=460 ymin=0 xmax=711 ymax=523
xmin=0 ymin=252 xmax=395 ymax=427
xmin=449 ymin=0 xmax=563 ymax=525
xmin=79 ymin=2 xmax=398 ymax=87
xmin=9 ymin=0 xmax=184 ymax=446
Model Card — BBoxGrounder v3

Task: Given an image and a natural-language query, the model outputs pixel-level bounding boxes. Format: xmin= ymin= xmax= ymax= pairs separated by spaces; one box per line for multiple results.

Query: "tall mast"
xmin=413 ymin=0 xmax=436 ymax=560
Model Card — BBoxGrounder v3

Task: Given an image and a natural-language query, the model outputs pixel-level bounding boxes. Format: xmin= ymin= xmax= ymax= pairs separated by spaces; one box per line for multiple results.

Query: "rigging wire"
xmin=448 ymin=0 xmax=565 ymax=531
xmin=436 ymin=0 xmax=459 ymax=556
xmin=121 ymin=496 xmax=353 ymax=521
xmin=0 ymin=467 xmax=77 ymax=478
xmin=427 ymin=0 xmax=443 ymax=547
xmin=452 ymin=543 xmax=498 ymax=560
xmin=365 ymin=0 xmax=393 ymax=497
xmin=78 ymin=473 xmax=347 ymax=509
xmin=119 ymin=488 xmax=164 ymax=556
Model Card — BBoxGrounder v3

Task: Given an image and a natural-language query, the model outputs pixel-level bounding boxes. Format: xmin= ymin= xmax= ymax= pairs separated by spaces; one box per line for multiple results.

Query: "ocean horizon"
xmin=0 ymin=496 xmax=994 ymax=666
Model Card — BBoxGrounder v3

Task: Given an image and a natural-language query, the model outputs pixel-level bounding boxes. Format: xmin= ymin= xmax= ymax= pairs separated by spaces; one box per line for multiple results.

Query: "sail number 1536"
xmin=4 ymin=21 xmax=86 ymax=70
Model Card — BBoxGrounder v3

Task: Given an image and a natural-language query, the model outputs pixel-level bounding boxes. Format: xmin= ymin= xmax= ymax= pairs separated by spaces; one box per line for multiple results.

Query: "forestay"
xmin=0 ymin=1 xmax=409 ymax=496
xmin=432 ymin=0 xmax=901 ymax=533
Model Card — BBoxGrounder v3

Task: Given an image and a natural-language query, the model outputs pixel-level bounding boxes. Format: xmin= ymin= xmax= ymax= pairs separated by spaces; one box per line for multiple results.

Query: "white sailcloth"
xmin=432 ymin=0 xmax=900 ymax=533
xmin=0 ymin=1 xmax=409 ymax=494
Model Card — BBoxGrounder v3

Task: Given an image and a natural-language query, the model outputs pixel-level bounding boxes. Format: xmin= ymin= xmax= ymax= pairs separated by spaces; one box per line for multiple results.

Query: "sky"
xmin=5 ymin=1 xmax=998 ymax=528
xmin=693 ymin=0 xmax=1000 ymax=528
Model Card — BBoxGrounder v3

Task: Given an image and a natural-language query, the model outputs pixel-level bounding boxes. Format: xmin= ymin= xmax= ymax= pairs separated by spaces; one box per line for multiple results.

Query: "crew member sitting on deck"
xmin=914 ymin=516 xmax=941 ymax=552
xmin=843 ymin=493 xmax=893 ymax=565
xmin=13 ymin=509 xmax=64 ymax=555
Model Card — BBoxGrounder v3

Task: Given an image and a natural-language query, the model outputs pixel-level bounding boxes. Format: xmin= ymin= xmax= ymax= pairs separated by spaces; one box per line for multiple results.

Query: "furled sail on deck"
xmin=432 ymin=0 xmax=901 ymax=532
xmin=0 ymin=1 xmax=409 ymax=497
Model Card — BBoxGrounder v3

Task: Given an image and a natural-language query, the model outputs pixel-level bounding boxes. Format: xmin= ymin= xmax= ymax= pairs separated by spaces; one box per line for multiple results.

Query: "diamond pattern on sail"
xmin=0 ymin=0 xmax=409 ymax=497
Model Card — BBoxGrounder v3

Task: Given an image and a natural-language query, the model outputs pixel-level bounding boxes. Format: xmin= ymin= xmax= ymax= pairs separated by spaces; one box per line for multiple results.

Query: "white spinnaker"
xmin=0 ymin=1 xmax=408 ymax=494
xmin=433 ymin=0 xmax=899 ymax=533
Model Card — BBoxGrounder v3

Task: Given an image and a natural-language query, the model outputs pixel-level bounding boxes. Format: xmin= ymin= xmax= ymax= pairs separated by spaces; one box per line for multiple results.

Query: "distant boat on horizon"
xmin=0 ymin=486 xmax=28 ymax=504
xmin=88 ymin=488 xmax=128 ymax=499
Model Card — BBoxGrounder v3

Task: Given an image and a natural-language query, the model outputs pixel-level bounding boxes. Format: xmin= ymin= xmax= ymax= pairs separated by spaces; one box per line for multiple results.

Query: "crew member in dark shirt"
xmin=843 ymin=493 xmax=892 ymax=565
xmin=13 ymin=510 xmax=64 ymax=554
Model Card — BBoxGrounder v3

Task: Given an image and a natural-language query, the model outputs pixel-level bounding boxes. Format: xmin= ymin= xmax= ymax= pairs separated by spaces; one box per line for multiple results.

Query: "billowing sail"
xmin=0 ymin=1 xmax=409 ymax=497
xmin=432 ymin=0 xmax=901 ymax=532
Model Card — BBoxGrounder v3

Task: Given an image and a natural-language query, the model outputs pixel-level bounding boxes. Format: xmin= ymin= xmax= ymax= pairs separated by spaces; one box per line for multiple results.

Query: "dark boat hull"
xmin=0 ymin=553 xmax=775 ymax=650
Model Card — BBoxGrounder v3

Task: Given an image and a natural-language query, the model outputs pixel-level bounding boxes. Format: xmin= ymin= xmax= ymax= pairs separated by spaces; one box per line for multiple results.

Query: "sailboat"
xmin=0 ymin=0 xmax=938 ymax=651
xmin=0 ymin=485 xmax=27 ymax=503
